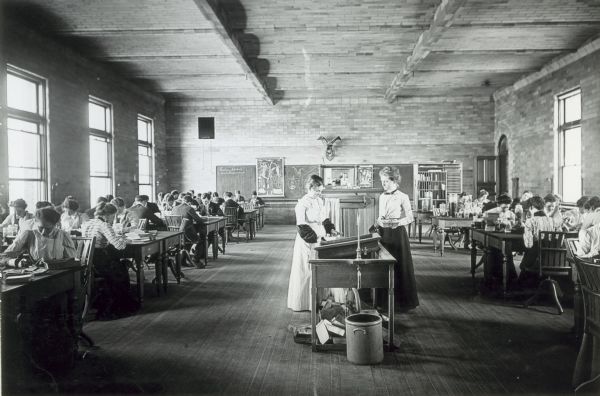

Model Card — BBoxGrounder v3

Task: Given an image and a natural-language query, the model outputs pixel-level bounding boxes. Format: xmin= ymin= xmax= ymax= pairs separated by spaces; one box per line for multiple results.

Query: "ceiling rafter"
xmin=384 ymin=0 xmax=467 ymax=103
xmin=192 ymin=0 xmax=273 ymax=105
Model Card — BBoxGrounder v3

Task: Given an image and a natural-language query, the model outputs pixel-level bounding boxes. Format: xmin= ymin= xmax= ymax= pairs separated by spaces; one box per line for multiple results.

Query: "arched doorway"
xmin=498 ymin=135 xmax=509 ymax=195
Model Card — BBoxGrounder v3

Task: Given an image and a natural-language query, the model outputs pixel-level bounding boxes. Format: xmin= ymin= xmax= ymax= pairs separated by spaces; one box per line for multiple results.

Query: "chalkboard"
xmin=285 ymin=165 xmax=320 ymax=199
xmin=216 ymin=166 xmax=256 ymax=198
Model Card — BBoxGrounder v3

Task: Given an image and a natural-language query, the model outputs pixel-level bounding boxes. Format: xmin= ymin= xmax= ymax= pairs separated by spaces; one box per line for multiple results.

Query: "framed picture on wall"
xmin=256 ymin=157 xmax=285 ymax=197
xmin=322 ymin=165 xmax=356 ymax=189
xmin=357 ymin=165 xmax=373 ymax=188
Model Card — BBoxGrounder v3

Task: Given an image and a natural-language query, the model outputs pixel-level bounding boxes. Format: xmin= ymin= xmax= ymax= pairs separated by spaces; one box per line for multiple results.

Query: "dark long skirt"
xmin=376 ymin=225 xmax=419 ymax=310
xmin=93 ymin=246 xmax=139 ymax=319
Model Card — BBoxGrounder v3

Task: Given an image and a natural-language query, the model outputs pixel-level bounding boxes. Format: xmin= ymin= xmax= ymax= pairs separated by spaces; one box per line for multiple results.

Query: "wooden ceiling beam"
xmin=97 ymin=54 xmax=232 ymax=61
xmin=54 ymin=28 xmax=217 ymax=36
xmin=384 ymin=0 xmax=467 ymax=103
xmin=192 ymin=0 xmax=273 ymax=105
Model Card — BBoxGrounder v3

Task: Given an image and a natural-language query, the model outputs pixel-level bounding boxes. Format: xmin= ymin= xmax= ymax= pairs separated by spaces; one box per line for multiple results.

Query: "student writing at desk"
xmin=372 ymin=166 xmax=419 ymax=311
xmin=2 ymin=207 xmax=76 ymax=261
xmin=1 ymin=198 xmax=35 ymax=232
xmin=81 ymin=202 xmax=138 ymax=318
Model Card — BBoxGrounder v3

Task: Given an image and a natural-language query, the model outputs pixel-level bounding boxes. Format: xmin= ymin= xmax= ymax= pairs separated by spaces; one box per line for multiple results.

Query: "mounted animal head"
xmin=317 ymin=136 xmax=342 ymax=161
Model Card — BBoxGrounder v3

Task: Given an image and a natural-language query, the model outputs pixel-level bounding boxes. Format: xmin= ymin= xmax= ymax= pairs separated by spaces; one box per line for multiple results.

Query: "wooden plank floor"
xmin=28 ymin=225 xmax=582 ymax=395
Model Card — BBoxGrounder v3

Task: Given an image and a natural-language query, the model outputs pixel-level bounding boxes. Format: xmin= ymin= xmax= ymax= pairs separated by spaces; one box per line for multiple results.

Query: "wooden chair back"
xmin=137 ymin=218 xmax=147 ymax=231
xmin=224 ymin=207 xmax=238 ymax=229
xmin=179 ymin=218 xmax=199 ymax=243
xmin=72 ymin=236 xmax=96 ymax=319
xmin=573 ymin=257 xmax=600 ymax=337
xmin=164 ymin=214 xmax=183 ymax=232
xmin=537 ymin=231 xmax=570 ymax=277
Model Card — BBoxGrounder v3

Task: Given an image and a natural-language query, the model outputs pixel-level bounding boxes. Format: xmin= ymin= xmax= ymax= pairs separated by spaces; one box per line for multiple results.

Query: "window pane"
xmin=8 ymin=130 xmax=40 ymax=169
xmin=139 ymin=184 xmax=153 ymax=198
xmin=562 ymin=165 xmax=581 ymax=203
xmin=90 ymin=136 xmax=109 ymax=176
xmin=564 ymin=127 xmax=581 ymax=166
xmin=9 ymin=180 xmax=43 ymax=207
xmin=89 ymin=102 xmax=107 ymax=131
xmin=138 ymin=119 xmax=150 ymax=142
xmin=90 ymin=177 xmax=112 ymax=207
xmin=7 ymin=73 xmax=38 ymax=113
xmin=8 ymin=118 xmax=39 ymax=134
xmin=564 ymin=93 xmax=581 ymax=123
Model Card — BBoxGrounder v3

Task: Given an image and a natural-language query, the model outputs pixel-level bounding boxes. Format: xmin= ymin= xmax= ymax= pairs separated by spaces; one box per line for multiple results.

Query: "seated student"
xmin=197 ymin=194 xmax=209 ymax=216
xmin=2 ymin=207 xmax=76 ymax=261
xmin=475 ymin=189 xmax=490 ymax=208
xmin=578 ymin=222 xmax=600 ymax=258
xmin=86 ymin=196 xmax=108 ymax=219
xmin=513 ymin=190 xmax=533 ymax=223
xmin=128 ymin=195 xmax=165 ymax=230
xmin=1 ymin=198 xmax=35 ymax=232
xmin=202 ymin=193 xmax=223 ymax=216
xmin=234 ymin=190 xmax=246 ymax=203
xmin=170 ymin=190 xmax=180 ymax=202
xmin=580 ymin=195 xmax=600 ymax=231
xmin=211 ymin=192 xmax=220 ymax=204
xmin=544 ymin=193 xmax=563 ymax=228
xmin=483 ymin=193 xmax=516 ymax=229
xmin=161 ymin=193 xmax=175 ymax=212
xmin=172 ymin=195 xmax=207 ymax=257
xmin=110 ymin=197 xmax=132 ymax=228
xmin=60 ymin=199 xmax=88 ymax=233
xmin=157 ymin=191 xmax=164 ymax=205
xmin=250 ymin=191 xmax=265 ymax=206
xmin=519 ymin=195 xmax=561 ymax=286
xmin=54 ymin=195 xmax=74 ymax=214
xmin=564 ymin=195 xmax=589 ymax=232
xmin=81 ymin=202 xmax=138 ymax=318
xmin=141 ymin=195 xmax=161 ymax=216
xmin=224 ymin=191 xmax=244 ymax=217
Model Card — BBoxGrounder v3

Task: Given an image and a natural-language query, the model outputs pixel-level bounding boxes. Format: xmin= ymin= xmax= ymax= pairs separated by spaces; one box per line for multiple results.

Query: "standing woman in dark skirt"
xmin=374 ymin=166 xmax=419 ymax=310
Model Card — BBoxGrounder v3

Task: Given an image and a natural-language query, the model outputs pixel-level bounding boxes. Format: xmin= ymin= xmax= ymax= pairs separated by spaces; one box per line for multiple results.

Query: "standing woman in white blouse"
xmin=287 ymin=175 xmax=337 ymax=311
xmin=374 ymin=167 xmax=419 ymax=310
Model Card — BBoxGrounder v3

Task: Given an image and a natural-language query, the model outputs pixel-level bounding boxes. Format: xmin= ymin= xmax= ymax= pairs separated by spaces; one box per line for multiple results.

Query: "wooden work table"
xmin=309 ymin=235 xmax=396 ymax=352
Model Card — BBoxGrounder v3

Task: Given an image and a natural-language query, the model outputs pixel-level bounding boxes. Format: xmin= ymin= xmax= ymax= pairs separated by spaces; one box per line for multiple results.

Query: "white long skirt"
xmin=287 ymin=234 xmax=347 ymax=312
xmin=287 ymin=233 xmax=314 ymax=311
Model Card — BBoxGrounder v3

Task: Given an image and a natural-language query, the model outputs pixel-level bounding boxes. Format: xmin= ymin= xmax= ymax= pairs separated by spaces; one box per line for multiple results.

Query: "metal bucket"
xmin=345 ymin=313 xmax=383 ymax=365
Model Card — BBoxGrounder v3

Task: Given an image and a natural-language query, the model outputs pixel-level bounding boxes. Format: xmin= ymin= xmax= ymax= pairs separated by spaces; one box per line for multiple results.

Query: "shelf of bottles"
xmin=417 ymin=170 xmax=447 ymax=211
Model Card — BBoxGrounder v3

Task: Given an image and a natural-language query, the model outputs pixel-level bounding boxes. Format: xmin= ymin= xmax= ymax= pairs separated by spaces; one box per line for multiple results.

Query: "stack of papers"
xmin=125 ymin=231 xmax=151 ymax=241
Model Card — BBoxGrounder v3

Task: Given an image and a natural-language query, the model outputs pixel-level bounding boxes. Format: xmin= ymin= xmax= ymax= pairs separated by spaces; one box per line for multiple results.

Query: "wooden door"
xmin=475 ymin=156 xmax=497 ymax=198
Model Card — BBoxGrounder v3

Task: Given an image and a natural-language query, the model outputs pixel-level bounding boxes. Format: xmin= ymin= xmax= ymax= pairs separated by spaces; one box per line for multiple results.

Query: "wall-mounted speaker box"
xmin=198 ymin=117 xmax=215 ymax=139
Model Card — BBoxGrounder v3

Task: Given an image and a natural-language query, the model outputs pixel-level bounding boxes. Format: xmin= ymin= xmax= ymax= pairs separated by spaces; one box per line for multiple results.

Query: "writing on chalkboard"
xmin=218 ymin=167 xmax=247 ymax=175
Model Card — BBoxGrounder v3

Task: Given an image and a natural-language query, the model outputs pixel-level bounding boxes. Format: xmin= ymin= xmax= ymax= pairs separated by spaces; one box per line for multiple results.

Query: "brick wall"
xmin=0 ymin=21 xmax=166 ymax=209
xmin=494 ymin=48 xmax=600 ymax=198
xmin=165 ymin=96 xmax=495 ymax=196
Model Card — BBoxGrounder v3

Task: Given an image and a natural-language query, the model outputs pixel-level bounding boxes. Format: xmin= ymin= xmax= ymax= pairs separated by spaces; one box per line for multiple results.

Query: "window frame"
xmin=6 ymin=65 xmax=48 ymax=204
xmin=137 ymin=115 xmax=155 ymax=198
xmin=88 ymin=96 xmax=114 ymax=205
xmin=556 ymin=88 xmax=582 ymax=203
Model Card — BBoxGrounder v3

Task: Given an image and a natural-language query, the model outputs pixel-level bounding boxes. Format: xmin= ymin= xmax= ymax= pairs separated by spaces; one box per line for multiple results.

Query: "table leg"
xmin=161 ymin=253 xmax=168 ymax=293
xmin=311 ymin=266 xmax=318 ymax=352
xmin=212 ymin=228 xmax=218 ymax=259
xmin=418 ymin=220 xmax=423 ymax=243
xmin=471 ymin=235 xmax=477 ymax=280
xmin=136 ymin=258 xmax=144 ymax=304
xmin=388 ymin=265 xmax=395 ymax=351
xmin=463 ymin=228 xmax=470 ymax=249
xmin=154 ymin=255 xmax=162 ymax=296
xmin=222 ymin=227 xmax=227 ymax=254
xmin=440 ymin=229 xmax=445 ymax=256
xmin=502 ymin=242 xmax=509 ymax=297
xmin=204 ymin=233 xmax=209 ymax=267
